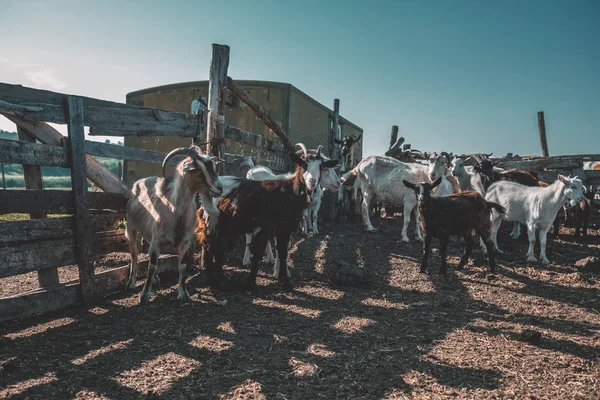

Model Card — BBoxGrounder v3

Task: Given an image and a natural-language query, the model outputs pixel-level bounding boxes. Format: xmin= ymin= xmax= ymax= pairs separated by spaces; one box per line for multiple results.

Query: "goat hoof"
xmin=177 ymin=290 xmax=191 ymax=301
xmin=401 ymin=237 xmax=410 ymax=242
xmin=365 ymin=227 xmax=378 ymax=233
xmin=419 ymin=268 xmax=427 ymax=274
xmin=126 ymin=282 xmax=137 ymax=292
xmin=139 ymin=290 xmax=151 ymax=303
xmin=541 ymin=257 xmax=550 ymax=265
xmin=526 ymin=255 xmax=537 ymax=263
xmin=279 ymin=279 xmax=294 ymax=291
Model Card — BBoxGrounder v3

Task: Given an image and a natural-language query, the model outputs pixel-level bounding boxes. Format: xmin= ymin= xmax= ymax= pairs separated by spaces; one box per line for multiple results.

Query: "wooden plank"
xmin=0 ymin=213 xmax=123 ymax=244
xmin=224 ymin=125 xmax=284 ymax=153
xmin=84 ymin=140 xmax=183 ymax=166
xmin=0 ymin=190 xmax=127 ymax=214
xmin=0 ymin=282 xmax=80 ymax=323
xmin=0 ymin=238 xmax=75 ymax=278
xmin=17 ymin=126 xmax=59 ymax=287
xmin=496 ymin=158 xmax=582 ymax=171
xmin=0 ymin=137 xmax=68 ymax=167
xmin=0 ymin=84 xmax=204 ymax=137
xmin=66 ymin=96 xmax=95 ymax=302
xmin=0 ymin=82 xmax=142 ymax=111
xmin=5 ymin=115 xmax=130 ymax=196
xmin=330 ymin=98 xmax=340 ymax=159
xmin=538 ymin=111 xmax=550 ymax=157
xmin=390 ymin=126 xmax=399 ymax=149
xmin=226 ymin=76 xmax=296 ymax=154
xmin=207 ymin=44 xmax=230 ymax=175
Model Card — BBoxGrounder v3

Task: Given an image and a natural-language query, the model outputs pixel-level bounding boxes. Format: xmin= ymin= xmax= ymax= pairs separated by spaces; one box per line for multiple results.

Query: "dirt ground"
xmin=1 ymin=216 xmax=599 ymax=399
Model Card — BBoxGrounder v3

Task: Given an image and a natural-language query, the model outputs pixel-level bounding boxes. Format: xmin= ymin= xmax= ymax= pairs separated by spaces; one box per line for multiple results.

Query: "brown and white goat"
xmin=196 ymin=149 xmax=338 ymax=291
xmin=563 ymin=185 xmax=595 ymax=239
xmin=125 ymin=146 xmax=223 ymax=303
xmin=403 ymin=178 xmax=506 ymax=274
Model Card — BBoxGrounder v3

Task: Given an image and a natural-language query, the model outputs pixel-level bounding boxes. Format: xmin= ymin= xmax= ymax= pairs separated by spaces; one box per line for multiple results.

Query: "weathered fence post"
xmin=66 ymin=96 xmax=95 ymax=302
xmin=390 ymin=125 xmax=399 ymax=149
xmin=538 ymin=111 xmax=549 ymax=157
xmin=207 ymin=44 xmax=230 ymax=175
xmin=1 ymin=162 xmax=4 ymax=190
xmin=330 ymin=99 xmax=340 ymax=159
xmin=17 ymin=126 xmax=60 ymax=288
xmin=118 ymin=161 xmax=122 ymax=180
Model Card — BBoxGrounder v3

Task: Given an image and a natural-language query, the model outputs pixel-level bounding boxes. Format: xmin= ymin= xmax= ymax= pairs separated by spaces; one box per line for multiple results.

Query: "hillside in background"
xmin=1 ymin=129 xmax=122 ymax=189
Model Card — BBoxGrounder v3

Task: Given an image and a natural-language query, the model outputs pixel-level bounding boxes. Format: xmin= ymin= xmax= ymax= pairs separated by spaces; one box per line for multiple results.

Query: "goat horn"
xmin=316 ymin=145 xmax=323 ymax=158
xmin=295 ymin=143 xmax=309 ymax=159
xmin=162 ymin=147 xmax=200 ymax=177
xmin=485 ymin=152 xmax=493 ymax=157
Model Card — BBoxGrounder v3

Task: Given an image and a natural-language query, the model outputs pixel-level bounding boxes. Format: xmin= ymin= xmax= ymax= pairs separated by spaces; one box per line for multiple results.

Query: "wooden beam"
xmin=5 ymin=115 xmax=130 ymax=197
xmin=207 ymin=44 xmax=230 ymax=175
xmin=495 ymin=157 xmax=582 ymax=171
xmin=84 ymin=140 xmax=180 ymax=165
xmin=0 ymin=213 xmax=122 ymax=244
xmin=0 ymin=190 xmax=127 ymax=215
xmin=17 ymin=127 xmax=61 ymax=288
xmin=66 ymin=96 xmax=95 ymax=303
xmin=224 ymin=125 xmax=284 ymax=152
xmin=538 ymin=111 xmax=549 ymax=157
xmin=1 ymin=162 xmax=4 ymax=190
xmin=0 ymin=82 xmax=142 ymax=111
xmin=226 ymin=76 xmax=296 ymax=154
xmin=0 ymin=83 xmax=205 ymax=138
xmin=0 ymin=238 xmax=75 ymax=278
xmin=0 ymin=137 xmax=69 ymax=167
xmin=330 ymin=99 xmax=340 ymax=159
xmin=0 ymin=282 xmax=80 ymax=323
xmin=390 ymin=126 xmax=399 ymax=149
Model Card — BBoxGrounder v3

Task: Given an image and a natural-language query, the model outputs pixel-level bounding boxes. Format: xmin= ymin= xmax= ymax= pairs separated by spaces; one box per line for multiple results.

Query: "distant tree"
xmin=105 ymin=139 xmax=111 ymax=144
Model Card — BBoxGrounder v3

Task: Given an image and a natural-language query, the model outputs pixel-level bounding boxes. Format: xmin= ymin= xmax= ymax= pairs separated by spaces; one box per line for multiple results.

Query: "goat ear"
xmin=355 ymin=134 xmax=363 ymax=142
xmin=403 ymin=180 xmax=416 ymax=190
xmin=432 ymin=176 xmax=443 ymax=188
xmin=333 ymin=138 xmax=343 ymax=145
xmin=323 ymin=159 xmax=339 ymax=169
xmin=558 ymin=174 xmax=565 ymax=183
xmin=182 ymin=160 xmax=197 ymax=172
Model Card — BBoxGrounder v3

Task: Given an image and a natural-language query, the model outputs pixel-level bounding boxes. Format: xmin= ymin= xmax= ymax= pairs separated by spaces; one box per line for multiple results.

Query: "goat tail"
xmin=486 ymin=201 xmax=506 ymax=215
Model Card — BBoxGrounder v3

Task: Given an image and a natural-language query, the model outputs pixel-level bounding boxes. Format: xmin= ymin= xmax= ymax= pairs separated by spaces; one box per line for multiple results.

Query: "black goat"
xmin=196 ymin=150 xmax=338 ymax=291
xmin=403 ymin=178 xmax=506 ymax=274
xmin=564 ymin=185 xmax=595 ymax=239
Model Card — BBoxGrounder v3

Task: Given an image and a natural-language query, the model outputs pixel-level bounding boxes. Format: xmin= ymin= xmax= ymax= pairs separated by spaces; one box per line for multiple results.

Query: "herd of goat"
xmin=124 ymin=137 xmax=595 ymax=302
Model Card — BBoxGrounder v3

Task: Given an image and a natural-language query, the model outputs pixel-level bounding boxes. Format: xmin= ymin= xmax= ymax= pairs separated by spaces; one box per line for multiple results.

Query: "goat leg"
xmin=126 ymin=230 xmax=139 ymax=291
xmin=140 ymin=242 xmax=159 ymax=303
xmin=457 ymin=234 xmax=474 ymax=270
xmin=438 ymin=235 xmax=449 ymax=275
xmin=176 ymin=242 xmax=192 ymax=301
xmin=246 ymin=230 xmax=270 ymax=293
xmin=276 ymin=230 xmax=294 ymax=290
xmin=420 ymin=235 xmax=431 ymax=273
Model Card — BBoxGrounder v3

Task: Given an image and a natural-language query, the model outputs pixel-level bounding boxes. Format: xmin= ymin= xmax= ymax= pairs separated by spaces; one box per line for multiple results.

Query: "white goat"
xmin=485 ymin=175 xmax=585 ymax=264
xmin=125 ymin=146 xmax=223 ymax=303
xmin=450 ymin=156 xmax=486 ymax=195
xmin=344 ymin=153 xmax=447 ymax=241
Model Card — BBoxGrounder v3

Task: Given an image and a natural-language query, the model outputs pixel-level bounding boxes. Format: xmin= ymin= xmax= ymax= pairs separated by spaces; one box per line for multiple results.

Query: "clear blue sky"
xmin=1 ymin=0 xmax=598 ymax=157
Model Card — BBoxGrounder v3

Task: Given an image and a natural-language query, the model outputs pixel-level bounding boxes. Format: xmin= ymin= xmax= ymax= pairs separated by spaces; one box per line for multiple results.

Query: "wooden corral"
xmin=0 ymin=43 xmax=326 ymax=322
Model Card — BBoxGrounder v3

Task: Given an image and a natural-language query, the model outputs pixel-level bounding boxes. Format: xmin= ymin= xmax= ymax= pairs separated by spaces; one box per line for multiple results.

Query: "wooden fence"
xmin=0 ymin=43 xmax=303 ymax=322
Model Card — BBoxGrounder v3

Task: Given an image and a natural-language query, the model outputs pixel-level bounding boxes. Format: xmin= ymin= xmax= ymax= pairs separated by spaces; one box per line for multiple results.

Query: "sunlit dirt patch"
xmin=295 ymin=284 xmax=345 ymax=300
xmin=306 ymin=343 xmax=337 ymax=358
xmin=289 ymin=357 xmax=319 ymax=378
xmin=3 ymin=317 xmax=74 ymax=340
xmin=219 ymin=379 xmax=266 ymax=400
xmin=114 ymin=352 xmax=201 ymax=395
xmin=332 ymin=316 xmax=376 ymax=334
xmin=189 ymin=335 xmax=234 ymax=352
xmin=253 ymin=298 xmax=321 ymax=319
xmin=0 ymin=372 xmax=57 ymax=398
xmin=217 ymin=321 xmax=236 ymax=334
xmin=362 ymin=297 xmax=409 ymax=310
xmin=71 ymin=339 xmax=135 ymax=365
